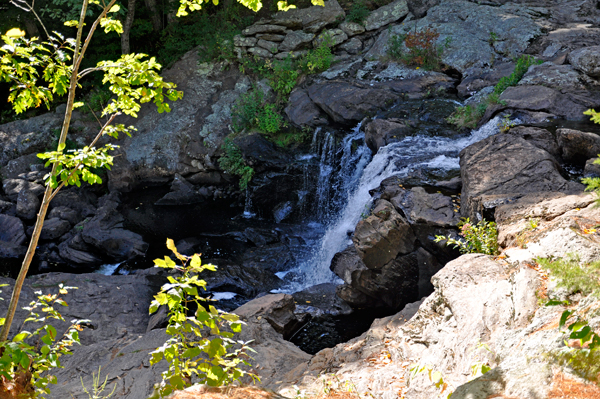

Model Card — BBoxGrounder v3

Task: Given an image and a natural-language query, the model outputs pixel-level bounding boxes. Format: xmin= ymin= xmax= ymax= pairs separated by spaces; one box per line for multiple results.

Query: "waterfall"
xmin=289 ymin=116 xmax=504 ymax=291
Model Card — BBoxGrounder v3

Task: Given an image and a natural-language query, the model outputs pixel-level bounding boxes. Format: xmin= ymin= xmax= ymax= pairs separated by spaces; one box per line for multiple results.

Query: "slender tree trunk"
xmin=0 ymin=0 xmax=118 ymax=343
xmin=144 ymin=0 xmax=162 ymax=32
xmin=121 ymin=0 xmax=137 ymax=54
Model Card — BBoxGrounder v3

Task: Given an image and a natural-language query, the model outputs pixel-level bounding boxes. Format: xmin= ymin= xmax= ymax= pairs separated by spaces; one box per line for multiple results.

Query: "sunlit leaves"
xmin=99 ymin=17 xmax=123 ymax=34
xmin=37 ymin=144 xmax=118 ymax=188
xmin=0 ymin=286 xmax=83 ymax=397
xmin=277 ymin=1 xmax=297 ymax=11
xmin=5 ymin=28 xmax=26 ymax=38
xmin=148 ymin=240 xmax=257 ymax=395
xmin=96 ymin=54 xmax=183 ymax=118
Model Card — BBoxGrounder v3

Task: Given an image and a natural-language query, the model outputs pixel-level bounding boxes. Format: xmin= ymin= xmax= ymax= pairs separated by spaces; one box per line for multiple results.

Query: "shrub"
xmin=149 ymin=239 xmax=257 ymax=397
xmin=448 ymin=55 xmax=539 ymax=129
xmin=231 ymin=87 xmax=284 ymax=135
xmin=435 ymin=218 xmax=499 ymax=255
xmin=582 ymin=109 xmax=600 ymax=202
xmin=538 ymin=256 xmax=600 ymax=297
xmin=347 ymin=0 xmax=370 ymax=25
xmin=269 ymin=55 xmax=300 ymax=98
xmin=493 ymin=54 xmax=541 ymax=95
xmin=446 ymin=103 xmax=486 ymax=130
xmin=218 ymin=138 xmax=254 ymax=190
xmin=298 ymin=36 xmax=334 ymax=74
xmin=388 ymin=27 xmax=449 ymax=71
xmin=0 ymin=284 xmax=84 ymax=397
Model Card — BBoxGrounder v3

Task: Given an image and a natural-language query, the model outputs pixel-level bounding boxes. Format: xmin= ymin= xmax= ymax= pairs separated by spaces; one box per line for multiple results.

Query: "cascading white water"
xmin=290 ymin=115 xmax=504 ymax=290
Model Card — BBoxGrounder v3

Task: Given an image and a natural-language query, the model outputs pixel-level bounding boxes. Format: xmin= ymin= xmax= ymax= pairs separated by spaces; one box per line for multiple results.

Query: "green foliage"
xmin=493 ymin=55 xmax=541 ymax=95
xmin=582 ymin=109 xmax=600 ymax=201
xmin=157 ymin=10 xmax=248 ymax=67
xmin=177 ymin=0 xmax=325 ymax=16
xmin=218 ymin=138 xmax=254 ymax=190
xmin=149 ymin=239 xmax=257 ymax=397
xmin=387 ymin=27 xmax=449 ymax=71
xmin=446 ymin=103 xmax=486 ymax=129
xmin=268 ymin=55 xmax=300 ymax=98
xmin=538 ymin=256 xmax=600 ymax=297
xmin=447 ymin=56 xmax=538 ymax=129
xmin=231 ymin=87 xmax=284 ymax=135
xmin=346 ymin=0 xmax=370 ymax=25
xmin=435 ymin=218 xmax=499 ymax=255
xmin=79 ymin=87 xmax=112 ymax=115
xmin=387 ymin=32 xmax=404 ymax=60
xmin=497 ymin=114 xmax=516 ymax=133
xmin=298 ymin=36 xmax=334 ymax=73
xmin=0 ymin=284 xmax=84 ymax=397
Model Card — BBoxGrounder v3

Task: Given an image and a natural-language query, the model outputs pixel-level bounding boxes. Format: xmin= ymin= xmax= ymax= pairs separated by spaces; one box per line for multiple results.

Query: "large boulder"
xmin=568 ymin=45 xmax=600 ymax=77
xmin=235 ymin=293 xmax=301 ymax=338
xmin=352 ymin=199 xmax=416 ymax=270
xmin=460 ymin=133 xmax=583 ymax=220
xmin=497 ymin=85 xmax=590 ymax=120
xmin=80 ymin=194 xmax=148 ymax=261
xmin=507 ymin=126 xmax=560 ymax=159
xmin=285 ymin=89 xmax=328 ymax=127
xmin=363 ymin=118 xmax=413 ymax=153
xmin=556 ymin=128 xmax=600 ymax=165
xmin=390 ymin=187 xmax=459 ymax=227
xmin=0 ymin=214 xmax=26 ymax=246
xmin=307 ymin=82 xmax=398 ymax=124
xmin=2 ymin=178 xmax=45 ymax=201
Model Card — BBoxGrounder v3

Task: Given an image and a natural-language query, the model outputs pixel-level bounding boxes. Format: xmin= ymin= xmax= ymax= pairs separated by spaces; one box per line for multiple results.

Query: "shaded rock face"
xmin=460 ymin=133 xmax=583 ymax=221
xmin=107 ymin=59 xmax=250 ymax=192
xmin=556 ymin=128 xmax=600 ymax=165
xmin=568 ymin=45 xmax=600 ymax=77
xmin=363 ymin=118 xmax=413 ymax=153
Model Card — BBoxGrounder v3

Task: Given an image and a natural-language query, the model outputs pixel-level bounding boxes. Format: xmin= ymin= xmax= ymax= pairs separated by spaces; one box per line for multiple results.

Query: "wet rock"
xmin=292 ymin=283 xmax=353 ymax=317
xmin=285 ymin=89 xmax=329 ymax=127
xmin=435 ymin=176 xmax=462 ymax=192
xmin=273 ymin=0 xmax=345 ymax=33
xmin=364 ymin=118 xmax=413 ymax=153
xmin=248 ymin=173 xmax=304 ymax=220
xmin=584 ymin=157 xmax=600 ymax=177
xmin=58 ymin=238 xmax=103 ymax=266
xmin=460 ymin=133 xmax=583 ymax=221
xmin=39 ymin=217 xmax=71 ymax=240
xmin=507 ymin=126 xmax=560 ymax=159
xmin=568 ymin=45 xmax=600 ymax=77
xmin=235 ymin=293 xmax=302 ymax=338
xmin=335 ymin=283 xmax=382 ymax=308
xmin=390 ymin=187 xmax=459 ymax=227
xmin=81 ymin=194 xmax=148 ymax=261
xmin=364 ymin=0 xmax=409 ymax=31
xmin=330 ymin=245 xmax=368 ymax=286
xmin=243 ymin=227 xmax=279 ymax=247
xmin=234 ymin=134 xmax=291 ymax=168
xmin=16 ymin=188 xmax=40 ymax=220
xmin=556 ymin=128 xmax=600 ymax=165
xmin=279 ymin=31 xmax=315 ymax=52
xmin=0 ymin=214 xmax=26 ymax=245
xmin=307 ymin=82 xmax=398 ymax=124
xmin=155 ymin=174 xmax=207 ymax=205
xmin=242 ymin=242 xmax=295 ymax=273
xmin=273 ymin=200 xmax=294 ymax=223
xmin=353 ymin=199 xmax=416 ymax=269
xmin=2 ymin=178 xmax=45 ymax=201
xmin=200 ymin=261 xmax=282 ymax=297
xmin=186 ymin=171 xmax=223 ymax=185
xmin=0 ymin=241 xmax=27 ymax=265
xmin=339 ymin=21 xmax=365 ymax=37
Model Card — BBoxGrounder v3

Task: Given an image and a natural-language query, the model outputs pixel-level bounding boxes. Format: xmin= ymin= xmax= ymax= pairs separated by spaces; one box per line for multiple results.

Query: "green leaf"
xmin=13 ymin=332 xmax=30 ymax=342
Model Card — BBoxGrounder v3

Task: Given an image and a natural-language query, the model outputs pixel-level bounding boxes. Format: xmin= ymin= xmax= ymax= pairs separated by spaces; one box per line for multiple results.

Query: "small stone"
xmin=339 ymin=21 xmax=365 ymax=37
xmin=256 ymin=33 xmax=286 ymax=42
xmin=257 ymin=39 xmax=279 ymax=54
xmin=247 ymin=47 xmax=274 ymax=58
